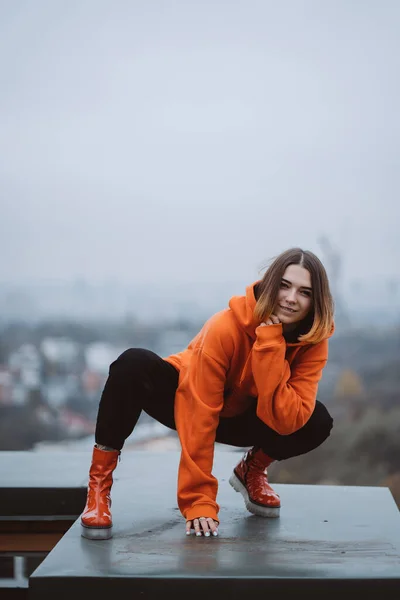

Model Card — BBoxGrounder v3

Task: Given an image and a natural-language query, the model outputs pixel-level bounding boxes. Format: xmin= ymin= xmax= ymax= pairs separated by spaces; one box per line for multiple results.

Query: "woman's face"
xmin=274 ymin=264 xmax=313 ymax=325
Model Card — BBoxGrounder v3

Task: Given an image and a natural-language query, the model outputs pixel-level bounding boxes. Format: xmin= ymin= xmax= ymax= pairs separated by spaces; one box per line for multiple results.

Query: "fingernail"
xmin=205 ymin=532 xmax=210 ymax=537
xmin=213 ymin=531 xmax=218 ymax=536
xmin=196 ymin=532 xmax=202 ymax=537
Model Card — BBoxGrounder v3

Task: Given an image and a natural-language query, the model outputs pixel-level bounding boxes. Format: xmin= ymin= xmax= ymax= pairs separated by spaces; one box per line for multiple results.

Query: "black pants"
xmin=95 ymin=348 xmax=333 ymax=461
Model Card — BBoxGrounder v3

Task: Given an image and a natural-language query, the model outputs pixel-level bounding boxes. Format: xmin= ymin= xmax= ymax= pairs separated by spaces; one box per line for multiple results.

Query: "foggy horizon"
xmin=1 ymin=1 xmax=399 ymax=290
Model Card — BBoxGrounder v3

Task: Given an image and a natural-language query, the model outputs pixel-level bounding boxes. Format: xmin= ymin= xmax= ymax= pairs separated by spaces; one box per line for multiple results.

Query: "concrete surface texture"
xmin=27 ymin=450 xmax=400 ymax=599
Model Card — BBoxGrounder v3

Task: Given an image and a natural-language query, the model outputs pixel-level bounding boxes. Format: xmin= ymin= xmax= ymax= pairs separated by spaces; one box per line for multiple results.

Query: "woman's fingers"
xmin=207 ymin=518 xmax=219 ymax=536
xmin=261 ymin=318 xmax=273 ymax=326
xmin=185 ymin=518 xmax=219 ymax=537
xmin=199 ymin=517 xmax=210 ymax=536
xmin=261 ymin=315 xmax=280 ymax=326
xmin=269 ymin=314 xmax=280 ymax=324
xmin=194 ymin=518 xmax=202 ymax=536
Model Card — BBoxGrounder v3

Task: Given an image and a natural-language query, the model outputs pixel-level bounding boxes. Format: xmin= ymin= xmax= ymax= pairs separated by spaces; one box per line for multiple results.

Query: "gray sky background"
xmin=1 ymin=0 xmax=399 ymax=290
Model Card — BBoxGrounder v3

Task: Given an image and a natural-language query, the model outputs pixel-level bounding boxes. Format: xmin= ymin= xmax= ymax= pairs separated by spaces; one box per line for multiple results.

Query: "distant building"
xmin=41 ymin=337 xmax=80 ymax=373
xmin=84 ymin=342 xmax=124 ymax=376
xmin=0 ymin=366 xmax=13 ymax=404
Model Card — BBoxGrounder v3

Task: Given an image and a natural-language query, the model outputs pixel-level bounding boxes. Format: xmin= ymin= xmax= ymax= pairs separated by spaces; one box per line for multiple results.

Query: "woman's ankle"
xmin=95 ymin=443 xmax=118 ymax=452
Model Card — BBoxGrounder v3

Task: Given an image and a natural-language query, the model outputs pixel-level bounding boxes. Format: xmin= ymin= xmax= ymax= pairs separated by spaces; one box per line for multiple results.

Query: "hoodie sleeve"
xmin=252 ymin=324 xmax=328 ymax=435
xmin=174 ymin=320 xmax=229 ymax=523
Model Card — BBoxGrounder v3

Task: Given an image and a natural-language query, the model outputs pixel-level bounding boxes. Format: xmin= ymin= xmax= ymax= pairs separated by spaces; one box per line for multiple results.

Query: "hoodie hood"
xmin=228 ymin=281 xmax=335 ymax=346
xmin=228 ymin=281 xmax=260 ymax=341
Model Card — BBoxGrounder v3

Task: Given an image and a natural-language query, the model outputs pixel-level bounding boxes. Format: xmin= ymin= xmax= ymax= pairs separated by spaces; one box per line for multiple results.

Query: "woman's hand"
xmin=260 ymin=314 xmax=281 ymax=326
xmin=186 ymin=517 xmax=219 ymax=537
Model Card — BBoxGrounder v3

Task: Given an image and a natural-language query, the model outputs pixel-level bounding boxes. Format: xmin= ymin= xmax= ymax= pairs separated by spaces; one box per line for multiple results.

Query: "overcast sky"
xmin=1 ymin=0 xmax=399 ymax=290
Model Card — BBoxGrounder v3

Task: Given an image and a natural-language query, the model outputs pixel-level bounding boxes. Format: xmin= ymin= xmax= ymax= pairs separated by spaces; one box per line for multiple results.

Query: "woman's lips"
xmin=279 ymin=305 xmax=297 ymax=314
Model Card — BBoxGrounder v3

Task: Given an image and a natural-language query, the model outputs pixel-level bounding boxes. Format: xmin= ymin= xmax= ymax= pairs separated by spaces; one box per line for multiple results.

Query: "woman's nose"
xmin=285 ymin=289 xmax=297 ymax=303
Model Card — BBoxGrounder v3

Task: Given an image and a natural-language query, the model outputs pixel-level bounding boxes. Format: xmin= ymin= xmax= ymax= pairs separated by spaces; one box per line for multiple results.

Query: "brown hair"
xmin=254 ymin=247 xmax=334 ymax=344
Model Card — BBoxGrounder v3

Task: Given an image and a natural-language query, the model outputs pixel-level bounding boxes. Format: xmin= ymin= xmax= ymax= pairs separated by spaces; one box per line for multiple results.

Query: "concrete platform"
xmin=0 ymin=450 xmax=91 ymax=599
xmin=29 ymin=450 xmax=400 ymax=599
xmin=0 ymin=451 xmax=88 ymax=518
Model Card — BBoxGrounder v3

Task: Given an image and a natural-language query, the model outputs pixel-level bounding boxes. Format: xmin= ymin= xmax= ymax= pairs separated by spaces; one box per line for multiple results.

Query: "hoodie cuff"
xmin=254 ymin=323 xmax=284 ymax=348
xmin=185 ymin=504 xmax=219 ymax=524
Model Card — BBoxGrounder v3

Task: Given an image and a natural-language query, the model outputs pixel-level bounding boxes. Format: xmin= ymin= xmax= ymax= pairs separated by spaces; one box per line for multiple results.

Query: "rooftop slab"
xmin=29 ymin=450 xmax=400 ymax=599
xmin=0 ymin=451 xmax=89 ymax=518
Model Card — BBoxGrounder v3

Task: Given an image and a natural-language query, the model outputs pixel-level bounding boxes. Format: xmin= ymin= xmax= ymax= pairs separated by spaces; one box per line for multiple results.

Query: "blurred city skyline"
xmin=0 ymin=272 xmax=399 ymax=325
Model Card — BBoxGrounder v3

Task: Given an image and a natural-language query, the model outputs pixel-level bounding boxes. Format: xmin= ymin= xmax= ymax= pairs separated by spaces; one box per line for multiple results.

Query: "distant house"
xmin=0 ymin=366 xmax=13 ymax=404
xmin=41 ymin=337 xmax=80 ymax=373
xmin=8 ymin=344 xmax=42 ymax=405
xmin=8 ymin=344 xmax=41 ymax=385
xmin=84 ymin=342 xmax=124 ymax=376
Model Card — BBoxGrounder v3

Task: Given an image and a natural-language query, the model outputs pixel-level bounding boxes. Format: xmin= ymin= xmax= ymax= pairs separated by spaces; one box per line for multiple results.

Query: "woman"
xmin=81 ymin=247 xmax=335 ymax=540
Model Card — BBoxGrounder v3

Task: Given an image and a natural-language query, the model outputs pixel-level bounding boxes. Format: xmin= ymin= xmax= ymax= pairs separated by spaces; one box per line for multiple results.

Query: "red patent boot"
xmin=80 ymin=445 xmax=120 ymax=540
xmin=229 ymin=447 xmax=281 ymax=517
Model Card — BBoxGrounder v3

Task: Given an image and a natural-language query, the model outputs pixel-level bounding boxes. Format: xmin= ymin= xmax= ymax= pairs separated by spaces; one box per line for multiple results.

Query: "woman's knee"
xmin=312 ymin=400 xmax=334 ymax=437
xmin=109 ymin=348 xmax=157 ymax=375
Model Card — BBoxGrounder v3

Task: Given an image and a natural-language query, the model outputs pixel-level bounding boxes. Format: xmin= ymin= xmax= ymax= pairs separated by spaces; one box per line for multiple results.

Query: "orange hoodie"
xmin=164 ymin=281 xmax=334 ymax=523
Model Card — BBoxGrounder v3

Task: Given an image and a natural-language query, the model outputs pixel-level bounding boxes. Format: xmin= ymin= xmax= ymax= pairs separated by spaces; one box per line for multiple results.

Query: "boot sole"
xmin=80 ymin=522 xmax=113 ymax=540
xmin=229 ymin=471 xmax=280 ymax=518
